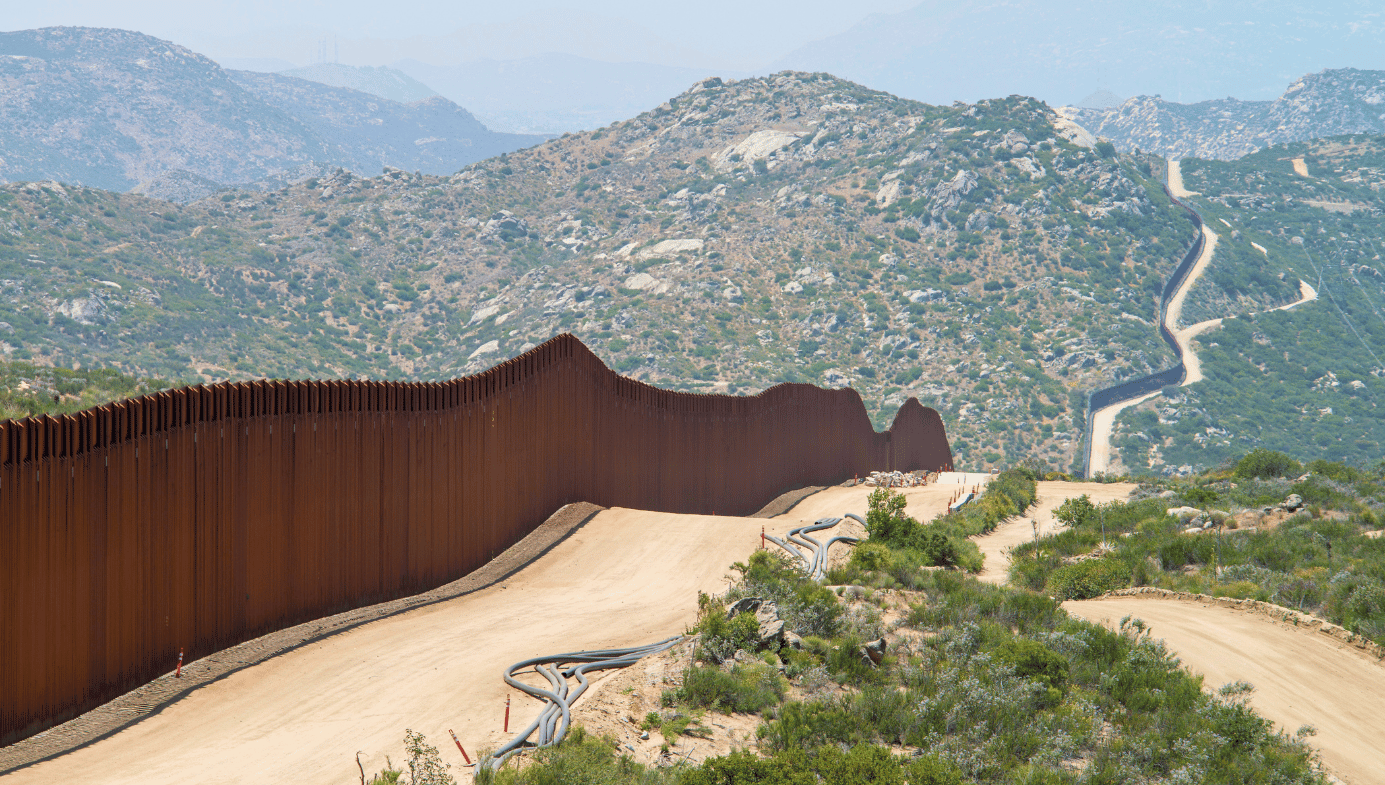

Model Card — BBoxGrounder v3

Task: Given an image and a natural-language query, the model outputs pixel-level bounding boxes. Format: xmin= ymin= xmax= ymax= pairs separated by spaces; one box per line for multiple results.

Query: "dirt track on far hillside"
xmin=1066 ymin=596 xmax=1385 ymax=785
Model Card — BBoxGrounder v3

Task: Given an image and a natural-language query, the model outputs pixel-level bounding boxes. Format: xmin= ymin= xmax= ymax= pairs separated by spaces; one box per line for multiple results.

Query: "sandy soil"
xmin=1065 ymin=596 xmax=1385 ymax=785
xmin=974 ymin=481 xmax=1137 ymax=584
xmin=5 ymin=508 xmax=817 ymax=785
xmin=1292 ymin=157 xmax=1310 ymax=177
xmin=1087 ymin=392 xmax=1161 ymax=475
xmin=1166 ymin=158 xmax=1198 ymax=198
xmin=4 ymin=475 xmax=984 ymax=784
xmin=1173 ymin=280 xmax=1316 ymax=387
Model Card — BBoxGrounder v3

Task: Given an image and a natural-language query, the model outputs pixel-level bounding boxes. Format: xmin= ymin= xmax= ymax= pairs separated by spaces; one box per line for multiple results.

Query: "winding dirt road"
xmin=1089 ymin=160 xmax=1318 ymax=473
xmin=1087 ymin=161 xmax=1219 ymax=475
xmin=1065 ymin=596 xmax=1385 ymax=785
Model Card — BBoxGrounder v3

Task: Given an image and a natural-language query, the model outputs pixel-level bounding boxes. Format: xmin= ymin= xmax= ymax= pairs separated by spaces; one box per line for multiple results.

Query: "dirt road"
xmin=1087 ymin=160 xmax=1219 ymax=475
xmin=1066 ymin=596 xmax=1385 ymax=785
xmin=974 ymin=481 xmax=1136 ymax=584
xmin=5 ymin=475 xmax=985 ymax=785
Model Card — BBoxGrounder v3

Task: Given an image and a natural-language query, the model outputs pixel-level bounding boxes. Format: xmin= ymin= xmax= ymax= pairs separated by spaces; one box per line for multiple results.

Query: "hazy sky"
xmin=6 ymin=0 xmax=917 ymax=69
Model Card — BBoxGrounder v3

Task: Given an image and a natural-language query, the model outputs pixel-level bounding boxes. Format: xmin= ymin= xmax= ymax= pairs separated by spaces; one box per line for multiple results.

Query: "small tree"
xmin=1054 ymin=494 xmax=1096 ymax=528
xmin=403 ymin=730 xmax=455 ymax=785
xmin=1233 ymin=449 xmax=1302 ymax=479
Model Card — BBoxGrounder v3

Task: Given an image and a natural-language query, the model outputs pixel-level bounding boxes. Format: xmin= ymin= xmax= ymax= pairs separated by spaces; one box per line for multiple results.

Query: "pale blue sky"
xmin=5 ymin=1 xmax=917 ymax=70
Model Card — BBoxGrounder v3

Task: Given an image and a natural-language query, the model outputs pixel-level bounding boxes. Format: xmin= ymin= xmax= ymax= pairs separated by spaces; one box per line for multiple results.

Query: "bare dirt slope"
xmin=1066 ymin=596 xmax=1385 ymax=785
xmin=974 ymin=481 xmax=1137 ymax=584
xmin=6 ymin=477 xmax=979 ymax=785
xmin=6 ymin=508 xmax=808 ymax=785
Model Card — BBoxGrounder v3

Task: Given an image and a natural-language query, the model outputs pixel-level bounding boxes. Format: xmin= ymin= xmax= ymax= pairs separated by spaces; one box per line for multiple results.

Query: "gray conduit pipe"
xmin=479 ymin=512 xmax=870 ymax=771
xmin=765 ymin=516 xmax=862 ymax=581
xmin=479 ymin=636 xmax=685 ymax=773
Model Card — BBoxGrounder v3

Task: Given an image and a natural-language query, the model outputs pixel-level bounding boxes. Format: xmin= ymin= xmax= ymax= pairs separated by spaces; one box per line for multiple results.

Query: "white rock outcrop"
xmin=468 ymin=340 xmax=500 ymax=359
xmin=715 ymin=130 xmax=806 ymax=170
xmin=636 ymin=238 xmax=704 ymax=259
xmin=623 ymin=272 xmax=660 ymax=291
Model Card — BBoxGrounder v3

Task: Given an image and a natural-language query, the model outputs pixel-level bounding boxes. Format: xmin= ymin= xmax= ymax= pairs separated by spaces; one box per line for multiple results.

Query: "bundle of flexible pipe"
xmin=478 ymin=636 xmax=685 ymax=773
xmin=763 ymin=513 xmax=864 ymax=581
xmin=478 ymin=514 xmax=864 ymax=772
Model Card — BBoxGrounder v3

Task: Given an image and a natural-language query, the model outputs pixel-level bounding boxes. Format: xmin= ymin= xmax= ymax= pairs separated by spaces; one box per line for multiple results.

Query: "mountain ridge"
xmin=0 ymin=27 xmax=544 ymax=192
xmin=1064 ymin=68 xmax=1385 ymax=160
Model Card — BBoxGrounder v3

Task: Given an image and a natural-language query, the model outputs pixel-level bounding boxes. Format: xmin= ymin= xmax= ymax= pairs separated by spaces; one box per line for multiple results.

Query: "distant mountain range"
xmin=1062 ymin=69 xmax=1385 ymax=160
xmin=775 ymin=0 xmax=1385 ymax=108
xmin=278 ymin=63 xmax=438 ymax=104
xmin=391 ymin=55 xmax=744 ymax=135
xmin=0 ymin=27 xmax=544 ymax=195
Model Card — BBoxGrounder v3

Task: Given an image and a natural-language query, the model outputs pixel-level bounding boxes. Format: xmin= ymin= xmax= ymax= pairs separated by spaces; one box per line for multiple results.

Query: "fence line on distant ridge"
xmin=0 ymin=333 xmax=952 ymax=746
xmin=1081 ymin=170 xmax=1206 ymax=477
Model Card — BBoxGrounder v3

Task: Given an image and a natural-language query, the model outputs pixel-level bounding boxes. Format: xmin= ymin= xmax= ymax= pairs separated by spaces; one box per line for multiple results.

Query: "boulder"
xmin=860 ymin=638 xmax=887 ymax=666
xmin=1282 ymin=494 xmax=1304 ymax=512
xmin=1166 ymin=506 xmax=1202 ymax=521
xmin=726 ymin=597 xmax=786 ymax=648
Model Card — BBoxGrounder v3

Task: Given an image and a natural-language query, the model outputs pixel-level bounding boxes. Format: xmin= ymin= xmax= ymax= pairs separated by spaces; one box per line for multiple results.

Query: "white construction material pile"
xmin=858 ymin=470 xmax=934 ymax=488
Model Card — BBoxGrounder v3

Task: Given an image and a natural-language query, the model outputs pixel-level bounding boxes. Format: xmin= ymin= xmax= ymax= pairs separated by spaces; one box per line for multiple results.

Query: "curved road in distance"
xmin=1066 ymin=596 xmax=1385 ymax=785
xmin=1088 ymin=160 xmax=1318 ymax=474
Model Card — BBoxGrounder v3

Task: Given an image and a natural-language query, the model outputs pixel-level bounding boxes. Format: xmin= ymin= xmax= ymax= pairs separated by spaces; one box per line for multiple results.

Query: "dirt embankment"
xmin=2 ymin=476 xmax=982 ymax=784
xmin=1066 ymin=593 xmax=1385 ymax=785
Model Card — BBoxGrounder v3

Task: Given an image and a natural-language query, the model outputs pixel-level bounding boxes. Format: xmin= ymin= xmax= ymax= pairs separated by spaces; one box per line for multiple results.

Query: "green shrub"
xmin=684 ymin=745 xmax=906 ymax=785
xmin=903 ymin=754 xmax=964 ymax=785
xmin=1234 ymin=449 xmax=1303 ymax=480
xmin=993 ymin=638 xmax=1069 ymax=692
xmin=1045 ymin=558 xmax=1130 ymax=600
xmin=675 ymin=663 xmax=785 ymax=713
xmin=480 ymin=726 xmax=670 ymax=785
xmin=728 ymin=551 xmax=843 ymax=638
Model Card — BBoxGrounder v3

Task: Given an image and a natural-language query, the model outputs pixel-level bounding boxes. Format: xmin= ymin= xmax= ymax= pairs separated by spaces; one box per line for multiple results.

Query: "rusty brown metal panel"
xmin=1 ymin=334 xmax=952 ymax=745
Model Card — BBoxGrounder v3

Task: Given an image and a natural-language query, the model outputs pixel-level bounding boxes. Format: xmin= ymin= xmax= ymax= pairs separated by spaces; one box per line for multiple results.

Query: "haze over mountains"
xmin=165 ymin=0 xmax=1385 ymax=135
xmin=0 ymin=28 xmax=543 ymax=195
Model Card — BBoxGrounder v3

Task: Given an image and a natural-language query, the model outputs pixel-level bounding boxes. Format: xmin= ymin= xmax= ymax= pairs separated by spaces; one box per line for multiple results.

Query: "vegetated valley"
xmin=0 ymin=71 xmax=1258 ymax=473
xmin=1109 ymin=136 xmax=1385 ymax=474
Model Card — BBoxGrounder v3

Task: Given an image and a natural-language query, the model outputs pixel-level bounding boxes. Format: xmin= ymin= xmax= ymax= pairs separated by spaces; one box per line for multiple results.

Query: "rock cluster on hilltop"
xmin=1063 ymin=69 xmax=1385 ymax=161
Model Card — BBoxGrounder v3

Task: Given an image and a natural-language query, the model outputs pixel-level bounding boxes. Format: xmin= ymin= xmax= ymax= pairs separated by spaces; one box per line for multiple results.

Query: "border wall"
xmin=0 ymin=333 xmax=951 ymax=745
xmin=1081 ymin=178 xmax=1205 ymax=476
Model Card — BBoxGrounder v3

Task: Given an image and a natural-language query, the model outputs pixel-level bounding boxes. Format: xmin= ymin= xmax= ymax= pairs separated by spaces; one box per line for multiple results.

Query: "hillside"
xmin=0 ymin=27 xmax=543 ymax=193
xmin=1064 ymin=69 xmax=1385 ymax=160
xmin=277 ymin=63 xmax=438 ymax=104
xmin=0 ymin=71 xmax=1218 ymax=474
xmin=1109 ymin=135 xmax=1385 ymax=474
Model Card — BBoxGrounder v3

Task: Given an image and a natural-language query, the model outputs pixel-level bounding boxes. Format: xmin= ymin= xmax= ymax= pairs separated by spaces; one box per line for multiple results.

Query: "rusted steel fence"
xmin=0 ymin=334 xmax=951 ymax=745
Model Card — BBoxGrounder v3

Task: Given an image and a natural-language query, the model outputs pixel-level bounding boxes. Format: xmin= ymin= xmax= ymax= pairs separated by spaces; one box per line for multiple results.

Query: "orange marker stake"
xmin=448 ymin=729 xmax=472 ymax=765
xmin=175 ymin=648 xmax=183 ymax=679
xmin=504 ymin=694 xmax=511 ymax=732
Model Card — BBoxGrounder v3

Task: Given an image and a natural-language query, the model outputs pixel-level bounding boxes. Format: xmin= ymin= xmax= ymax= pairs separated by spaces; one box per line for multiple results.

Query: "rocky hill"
xmin=1064 ymin=69 xmax=1385 ymax=160
xmin=0 ymin=70 xmax=1230 ymax=474
xmin=0 ymin=27 xmax=544 ymax=193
